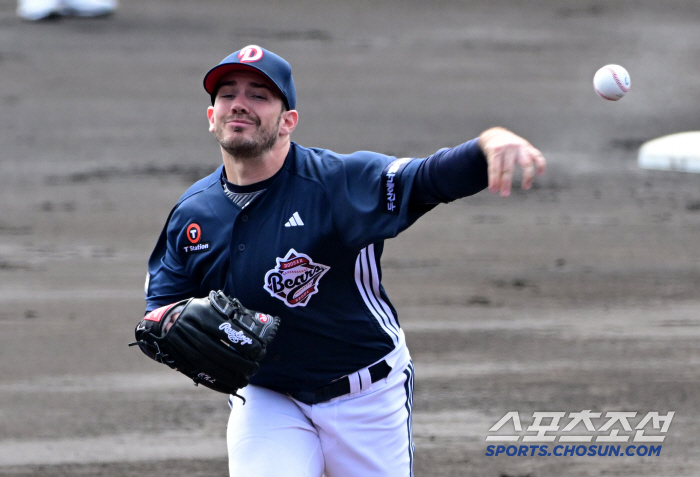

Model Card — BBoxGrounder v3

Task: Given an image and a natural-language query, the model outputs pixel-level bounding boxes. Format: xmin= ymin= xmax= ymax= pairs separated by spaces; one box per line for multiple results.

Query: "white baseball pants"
xmin=226 ymin=343 xmax=414 ymax=477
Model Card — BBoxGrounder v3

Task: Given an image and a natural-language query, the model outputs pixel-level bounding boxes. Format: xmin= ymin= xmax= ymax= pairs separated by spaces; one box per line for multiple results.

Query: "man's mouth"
xmin=226 ymin=116 xmax=258 ymax=127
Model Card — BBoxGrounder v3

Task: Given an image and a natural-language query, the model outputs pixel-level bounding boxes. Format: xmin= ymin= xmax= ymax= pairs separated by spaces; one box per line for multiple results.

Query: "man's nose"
xmin=230 ymin=97 xmax=249 ymax=114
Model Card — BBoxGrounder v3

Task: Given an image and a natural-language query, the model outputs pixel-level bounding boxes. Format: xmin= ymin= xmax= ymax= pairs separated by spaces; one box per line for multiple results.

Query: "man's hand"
xmin=478 ymin=127 xmax=546 ymax=197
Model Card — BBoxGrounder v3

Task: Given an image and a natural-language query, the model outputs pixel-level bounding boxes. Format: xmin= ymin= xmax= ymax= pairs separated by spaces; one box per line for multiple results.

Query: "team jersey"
xmin=146 ymin=143 xmax=446 ymax=393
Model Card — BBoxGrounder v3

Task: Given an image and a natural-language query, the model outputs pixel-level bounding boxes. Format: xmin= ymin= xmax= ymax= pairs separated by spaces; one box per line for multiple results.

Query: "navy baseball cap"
xmin=203 ymin=45 xmax=296 ymax=110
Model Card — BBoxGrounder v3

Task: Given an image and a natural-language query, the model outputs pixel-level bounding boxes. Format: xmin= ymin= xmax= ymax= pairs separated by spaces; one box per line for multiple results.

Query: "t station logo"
xmin=183 ymin=223 xmax=211 ymax=254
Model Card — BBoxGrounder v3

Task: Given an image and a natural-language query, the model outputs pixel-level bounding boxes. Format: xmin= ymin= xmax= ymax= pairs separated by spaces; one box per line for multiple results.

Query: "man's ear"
xmin=279 ymin=110 xmax=298 ymax=136
xmin=207 ymin=106 xmax=215 ymax=133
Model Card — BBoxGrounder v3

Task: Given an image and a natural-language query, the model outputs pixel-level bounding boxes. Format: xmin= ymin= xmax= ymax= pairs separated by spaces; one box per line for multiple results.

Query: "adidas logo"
xmin=284 ymin=212 xmax=304 ymax=227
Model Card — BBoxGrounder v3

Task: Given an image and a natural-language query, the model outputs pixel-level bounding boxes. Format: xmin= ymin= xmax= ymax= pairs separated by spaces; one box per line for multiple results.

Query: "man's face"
xmin=207 ymin=69 xmax=286 ymax=159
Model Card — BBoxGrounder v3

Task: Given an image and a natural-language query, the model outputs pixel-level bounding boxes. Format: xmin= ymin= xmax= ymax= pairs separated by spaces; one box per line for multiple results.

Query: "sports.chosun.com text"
xmin=485 ymin=444 xmax=662 ymax=457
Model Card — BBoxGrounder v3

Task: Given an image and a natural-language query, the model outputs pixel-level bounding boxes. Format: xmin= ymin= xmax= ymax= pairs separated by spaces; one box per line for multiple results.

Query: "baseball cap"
xmin=203 ymin=45 xmax=296 ymax=110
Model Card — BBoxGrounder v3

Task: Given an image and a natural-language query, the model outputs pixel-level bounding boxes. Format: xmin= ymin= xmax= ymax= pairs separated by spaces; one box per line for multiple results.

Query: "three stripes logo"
xmin=285 ymin=212 xmax=304 ymax=227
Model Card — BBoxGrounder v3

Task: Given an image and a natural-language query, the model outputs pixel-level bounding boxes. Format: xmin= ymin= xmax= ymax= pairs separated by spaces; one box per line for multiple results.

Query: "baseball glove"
xmin=129 ymin=290 xmax=280 ymax=400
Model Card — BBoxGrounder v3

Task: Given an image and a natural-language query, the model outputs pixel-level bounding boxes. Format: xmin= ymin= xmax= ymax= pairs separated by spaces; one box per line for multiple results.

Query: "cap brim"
xmin=203 ymin=63 xmax=288 ymax=109
xmin=203 ymin=63 xmax=266 ymax=94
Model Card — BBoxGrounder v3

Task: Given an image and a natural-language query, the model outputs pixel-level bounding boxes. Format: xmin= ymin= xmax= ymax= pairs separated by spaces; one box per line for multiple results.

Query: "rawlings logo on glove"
xmin=219 ymin=323 xmax=254 ymax=345
xmin=130 ymin=291 xmax=280 ymax=400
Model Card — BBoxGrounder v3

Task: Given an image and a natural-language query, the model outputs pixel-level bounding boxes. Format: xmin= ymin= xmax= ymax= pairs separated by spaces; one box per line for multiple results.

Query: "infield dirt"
xmin=1 ymin=0 xmax=699 ymax=475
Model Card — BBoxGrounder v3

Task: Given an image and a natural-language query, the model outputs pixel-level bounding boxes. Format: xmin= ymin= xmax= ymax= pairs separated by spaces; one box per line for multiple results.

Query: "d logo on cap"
xmin=238 ymin=45 xmax=263 ymax=63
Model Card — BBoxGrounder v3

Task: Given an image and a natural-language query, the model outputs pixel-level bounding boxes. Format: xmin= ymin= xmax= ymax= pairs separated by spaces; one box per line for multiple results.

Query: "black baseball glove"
xmin=130 ymin=290 xmax=280 ymax=400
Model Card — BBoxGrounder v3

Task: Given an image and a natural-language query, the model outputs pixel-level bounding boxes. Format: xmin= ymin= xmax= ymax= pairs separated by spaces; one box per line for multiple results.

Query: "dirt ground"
xmin=1 ymin=0 xmax=700 ymax=475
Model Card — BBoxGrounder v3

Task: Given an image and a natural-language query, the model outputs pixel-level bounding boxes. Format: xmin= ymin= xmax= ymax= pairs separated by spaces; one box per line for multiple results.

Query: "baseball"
xmin=593 ymin=64 xmax=630 ymax=101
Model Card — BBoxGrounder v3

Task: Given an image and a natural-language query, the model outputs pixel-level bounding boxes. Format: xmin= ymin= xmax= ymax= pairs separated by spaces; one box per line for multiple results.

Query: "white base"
xmin=638 ymin=131 xmax=700 ymax=173
xmin=17 ymin=0 xmax=116 ymax=20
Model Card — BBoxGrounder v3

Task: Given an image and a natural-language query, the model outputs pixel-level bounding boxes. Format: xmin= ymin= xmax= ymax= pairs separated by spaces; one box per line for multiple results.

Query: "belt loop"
xmin=348 ymin=371 xmax=361 ymax=394
xmin=359 ymin=368 xmax=372 ymax=391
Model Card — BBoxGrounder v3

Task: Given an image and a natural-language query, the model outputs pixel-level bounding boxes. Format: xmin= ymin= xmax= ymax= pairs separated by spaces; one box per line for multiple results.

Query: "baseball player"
xmin=145 ymin=45 xmax=545 ymax=477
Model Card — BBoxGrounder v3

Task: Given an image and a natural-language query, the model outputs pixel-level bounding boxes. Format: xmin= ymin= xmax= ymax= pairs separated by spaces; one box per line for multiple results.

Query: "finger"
xmin=487 ymin=150 xmax=503 ymax=193
xmin=164 ymin=312 xmax=181 ymax=333
xmin=533 ymin=149 xmax=547 ymax=176
xmin=520 ymin=146 xmax=547 ymax=190
xmin=520 ymin=145 xmax=543 ymax=189
xmin=520 ymin=154 xmax=535 ymax=190
xmin=499 ymin=146 xmax=517 ymax=197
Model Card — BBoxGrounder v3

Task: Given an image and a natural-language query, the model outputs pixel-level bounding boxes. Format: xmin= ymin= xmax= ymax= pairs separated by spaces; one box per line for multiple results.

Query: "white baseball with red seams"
xmin=593 ymin=64 xmax=631 ymax=101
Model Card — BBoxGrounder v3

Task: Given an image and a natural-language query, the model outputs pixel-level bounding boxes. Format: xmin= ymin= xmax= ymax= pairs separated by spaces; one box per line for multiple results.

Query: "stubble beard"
xmin=217 ymin=112 xmax=282 ymax=160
